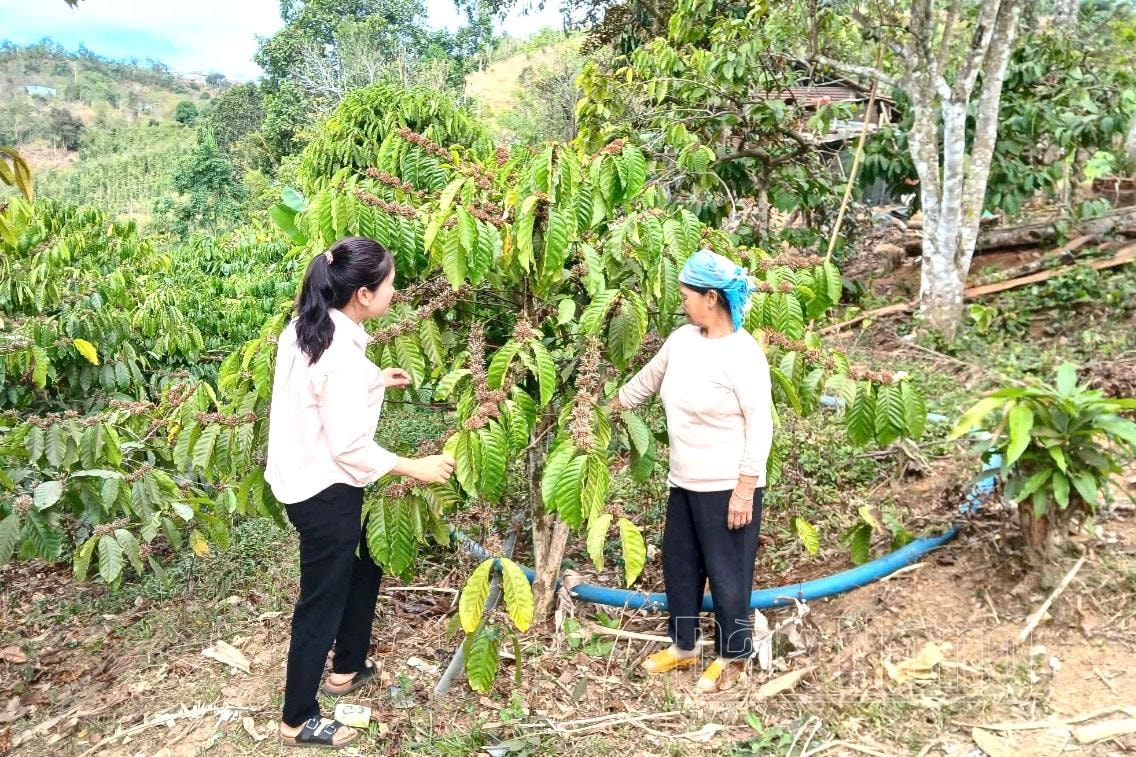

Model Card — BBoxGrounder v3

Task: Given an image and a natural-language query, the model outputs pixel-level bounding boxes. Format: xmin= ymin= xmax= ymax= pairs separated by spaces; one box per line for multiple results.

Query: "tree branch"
xmin=935 ymin=0 xmax=963 ymax=79
xmin=809 ymin=53 xmax=898 ymax=90
xmin=955 ymin=0 xmax=1004 ymax=98
xmin=712 ymin=147 xmax=771 ymax=165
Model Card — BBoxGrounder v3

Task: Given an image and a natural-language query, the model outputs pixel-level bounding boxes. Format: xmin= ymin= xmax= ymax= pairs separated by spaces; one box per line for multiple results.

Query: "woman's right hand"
xmin=405 ymin=454 xmax=455 ymax=484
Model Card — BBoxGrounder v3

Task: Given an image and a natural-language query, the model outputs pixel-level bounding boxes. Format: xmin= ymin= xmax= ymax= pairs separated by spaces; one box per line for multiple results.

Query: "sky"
xmin=0 ymin=0 xmax=563 ymax=81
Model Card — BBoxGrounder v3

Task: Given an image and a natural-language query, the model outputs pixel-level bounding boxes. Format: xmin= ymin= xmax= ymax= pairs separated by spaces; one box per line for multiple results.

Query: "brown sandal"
xmin=320 ymin=660 xmax=377 ymax=696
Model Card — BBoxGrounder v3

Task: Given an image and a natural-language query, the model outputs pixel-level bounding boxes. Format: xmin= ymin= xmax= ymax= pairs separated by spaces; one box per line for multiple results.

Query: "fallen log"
xmin=822 ymin=243 xmax=1136 ymax=334
xmin=962 ymin=243 xmax=1136 ymax=298
xmin=902 ymin=206 xmax=1136 ymax=255
xmin=971 ymin=235 xmax=1107 ymax=285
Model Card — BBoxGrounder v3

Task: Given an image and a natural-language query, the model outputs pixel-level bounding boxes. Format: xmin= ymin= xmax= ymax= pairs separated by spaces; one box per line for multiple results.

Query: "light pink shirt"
xmin=265 ymin=308 xmax=398 ymax=504
xmin=618 ymin=324 xmax=774 ymax=491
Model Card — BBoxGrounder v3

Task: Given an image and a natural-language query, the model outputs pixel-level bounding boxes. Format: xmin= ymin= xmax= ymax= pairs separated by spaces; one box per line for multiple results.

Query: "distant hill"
xmin=1 ymin=40 xmax=224 ymax=218
xmin=0 ymin=38 xmax=221 ymax=129
xmin=465 ymin=31 xmax=580 ymax=136
xmin=1 ymin=39 xmax=220 ymax=160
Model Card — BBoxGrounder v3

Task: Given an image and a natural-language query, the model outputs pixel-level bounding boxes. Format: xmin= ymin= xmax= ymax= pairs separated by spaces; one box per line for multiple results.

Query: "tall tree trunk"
xmin=1125 ymin=115 xmax=1136 ymax=167
xmin=956 ymin=0 xmax=1023 ymax=278
xmin=905 ymin=0 xmax=1023 ymax=339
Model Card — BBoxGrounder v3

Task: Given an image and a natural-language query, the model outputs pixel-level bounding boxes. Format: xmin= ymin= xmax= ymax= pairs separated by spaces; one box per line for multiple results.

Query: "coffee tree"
xmin=1 ymin=84 xmax=926 ymax=693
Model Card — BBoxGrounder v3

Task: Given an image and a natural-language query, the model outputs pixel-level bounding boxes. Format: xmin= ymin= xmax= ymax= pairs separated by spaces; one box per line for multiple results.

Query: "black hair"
xmin=295 ymin=237 xmax=394 ymax=363
xmin=682 ymin=282 xmax=732 ymax=319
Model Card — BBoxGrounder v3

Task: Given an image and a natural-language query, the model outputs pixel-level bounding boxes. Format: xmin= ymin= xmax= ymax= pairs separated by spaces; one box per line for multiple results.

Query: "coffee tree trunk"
xmin=525 ymin=415 xmax=569 ymax=621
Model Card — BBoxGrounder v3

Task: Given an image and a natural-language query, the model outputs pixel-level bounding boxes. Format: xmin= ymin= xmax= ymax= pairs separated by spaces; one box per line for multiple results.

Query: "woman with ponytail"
xmin=266 ymin=237 xmax=455 ymax=749
xmin=609 ymin=249 xmax=773 ymax=693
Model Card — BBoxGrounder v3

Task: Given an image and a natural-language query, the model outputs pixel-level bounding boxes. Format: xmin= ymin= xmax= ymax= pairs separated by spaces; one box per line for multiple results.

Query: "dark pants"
xmin=663 ymin=486 xmax=764 ymax=659
xmin=282 ymin=484 xmax=382 ymax=727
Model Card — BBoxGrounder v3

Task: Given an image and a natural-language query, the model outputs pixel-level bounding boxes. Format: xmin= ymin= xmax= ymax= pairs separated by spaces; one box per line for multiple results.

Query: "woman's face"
xmin=356 ymin=268 xmax=396 ymax=320
xmin=680 ymin=283 xmax=714 ymax=327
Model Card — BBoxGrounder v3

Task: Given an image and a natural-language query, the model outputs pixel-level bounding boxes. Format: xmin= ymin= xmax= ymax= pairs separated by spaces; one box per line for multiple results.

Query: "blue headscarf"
xmin=678 ymin=249 xmax=757 ymax=331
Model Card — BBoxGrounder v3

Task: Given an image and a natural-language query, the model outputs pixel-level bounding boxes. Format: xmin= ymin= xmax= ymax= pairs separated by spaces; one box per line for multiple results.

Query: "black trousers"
xmin=663 ymin=486 xmax=764 ymax=659
xmin=282 ymin=483 xmax=382 ymax=727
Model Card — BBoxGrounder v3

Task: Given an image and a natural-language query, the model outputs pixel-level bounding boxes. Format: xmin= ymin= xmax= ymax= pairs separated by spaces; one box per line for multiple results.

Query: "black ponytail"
xmin=295 ymin=237 xmax=394 ymax=363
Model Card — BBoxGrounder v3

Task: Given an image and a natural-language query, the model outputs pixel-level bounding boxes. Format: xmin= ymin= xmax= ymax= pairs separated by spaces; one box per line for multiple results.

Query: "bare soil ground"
xmin=11 ymin=141 xmax=79 ymax=174
xmin=2 ymin=480 xmax=1133 ymax=756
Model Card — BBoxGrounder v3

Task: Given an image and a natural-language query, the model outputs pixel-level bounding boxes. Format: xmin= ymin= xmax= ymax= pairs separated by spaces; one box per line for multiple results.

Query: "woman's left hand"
xmin=382 ymin=367 xmax=412 ymax=389
xmin=727 ymin=492 xmax=753 ymax=530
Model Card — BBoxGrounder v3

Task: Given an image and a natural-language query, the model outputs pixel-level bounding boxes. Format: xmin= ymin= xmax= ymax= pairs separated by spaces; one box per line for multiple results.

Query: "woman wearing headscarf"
xmin=609 ymin=249 xmax=773 ymax=692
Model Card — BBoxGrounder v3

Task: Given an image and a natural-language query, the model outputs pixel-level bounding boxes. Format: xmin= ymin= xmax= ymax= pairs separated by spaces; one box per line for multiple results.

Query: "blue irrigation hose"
xmin=458 ymin=404 xmax=999 ymax=612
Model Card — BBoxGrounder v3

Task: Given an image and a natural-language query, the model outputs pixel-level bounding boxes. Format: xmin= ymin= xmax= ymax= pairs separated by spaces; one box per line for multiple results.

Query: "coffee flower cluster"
xmin=364 ymin=167 xmax=422 ymax=198
xmin=396 ymin=127 xmax=451 ymax=161
xmin=92 ymin=517 xmax=128 ymax=537
xmin=755 ymin=253 xmax=826 ymax=271
xmin=108 ymin=398 xmax=156 ymax=414
xmin=371 ymin=281 xmax=460 ymax=343
xmin=569 ymin=337 xmax=604 ymax=450
xmin=415 ymin=434 xmax=449 ymax=457
xmin=763 ymin=331 xmax=897 ymax=383
xmin=381 ymin=480 xmax=416 ymax=499
xmin=126 ymin=463 xmax=154 ymax=483
xmin=193 ymin=412 xmax=258 ymax=427
xmin=511 ymin=318 xmax=539 ymax=343
xmin=463 ymin=326 xmax=507 ymax=431
xmin=599 ymin=138 xmax=626 ymax=156
xmin=353 ymin=188 xmax=418 ymax=220
xmin=464 ymin=203 xmax=504 ymax=227
xmin=753 ymin=280 xmax=798 ymax=294
xmin=628 ymin=332 xmax=663 ymax=372
xmin=25 ymin=409 xmax=101 ymax=428
xmin=458 ymin=163 xmax=494 ymax=191
xmin=165 ymin=384 xmax=194 ymax=408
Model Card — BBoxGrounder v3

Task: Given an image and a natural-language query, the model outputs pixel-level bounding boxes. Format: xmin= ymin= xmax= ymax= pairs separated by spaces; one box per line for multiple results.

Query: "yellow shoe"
xmin=642 ymin=648 xmax=698 ymax=673
xmin=696 ymin=658 xmax=742 ymax=692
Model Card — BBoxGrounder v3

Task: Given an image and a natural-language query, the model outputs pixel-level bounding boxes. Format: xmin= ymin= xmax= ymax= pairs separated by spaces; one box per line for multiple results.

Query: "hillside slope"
xmin=1 ymin=41 xmax=219 ymax=216
xmin=465 ymin=34 xmax=580 ymax=136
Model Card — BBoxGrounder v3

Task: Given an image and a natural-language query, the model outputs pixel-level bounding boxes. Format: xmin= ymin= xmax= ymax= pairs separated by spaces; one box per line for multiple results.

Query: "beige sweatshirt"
xmin=617 ymin=324 xmax=774 ymax=491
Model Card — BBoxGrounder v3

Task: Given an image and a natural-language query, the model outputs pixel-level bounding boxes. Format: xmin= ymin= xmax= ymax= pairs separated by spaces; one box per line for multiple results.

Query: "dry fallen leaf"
xmin=1073 ymin=718 xmax=1136 ymax=745
xmin=680 ymin=723 xmax=728 ymax=743
xmin=0 ymin=697 xmax=26 ymax=725
xmin=884 ymin=642 xmax=947 ymax=684
xmin=972 ymin=727 xmax=1013 ymax=757
xmin=201 ymin=640 xmax=251 ymax=674
xmin=242 ymin=716 xmax=265 ymax=742
xmin=755 ymin=666 xmax=815 ymax=700
xmin=0 ymin=646 xmax=27 ymax=664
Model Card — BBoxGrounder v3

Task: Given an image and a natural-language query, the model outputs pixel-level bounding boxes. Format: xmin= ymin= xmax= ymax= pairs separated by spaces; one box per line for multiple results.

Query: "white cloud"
xmin=0 ymin=0 xmax=565 ymax=81
xmin=0 ymin=0 xmax=284 ymax=80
